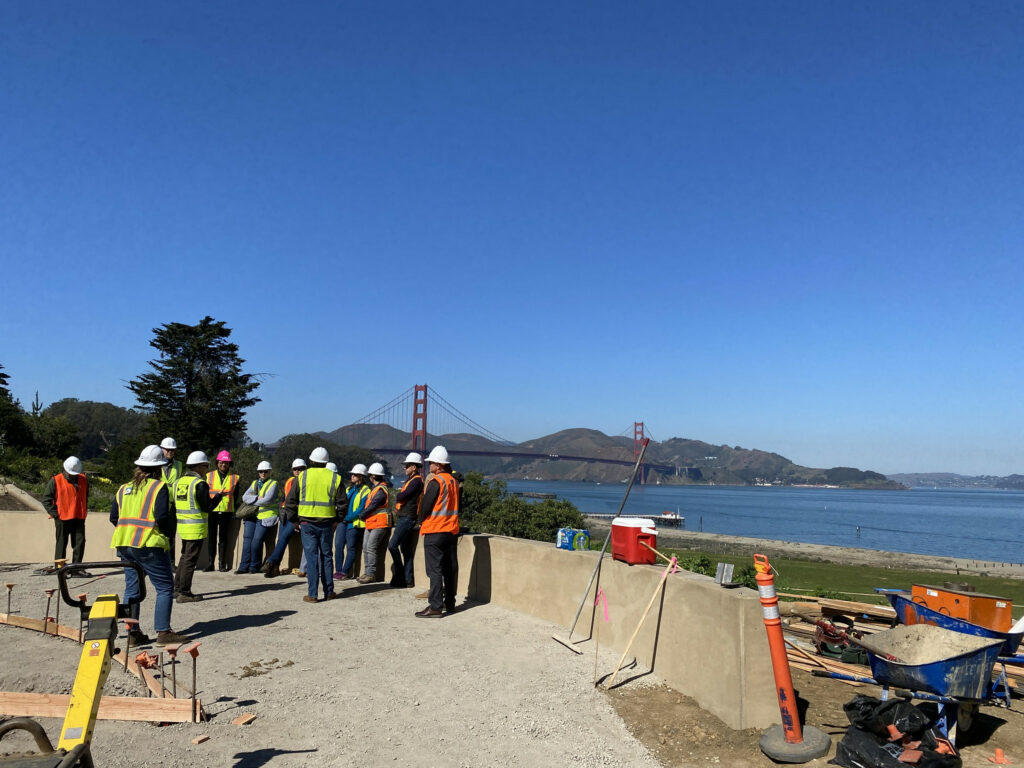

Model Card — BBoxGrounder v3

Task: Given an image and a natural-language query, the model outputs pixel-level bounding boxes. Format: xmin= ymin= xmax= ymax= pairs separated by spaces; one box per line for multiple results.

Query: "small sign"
xmin=715 ymin=562 xmax=735 ymax=585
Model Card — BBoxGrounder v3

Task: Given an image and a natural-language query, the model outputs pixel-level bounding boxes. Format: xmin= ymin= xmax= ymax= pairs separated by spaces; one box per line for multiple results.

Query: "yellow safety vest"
xmin=162 ymin=459 xmax=183 ymax=495
xmin=207 ymin=471 xmax=239 ymax=513
xmin=246 ymin=479 xmax=279 ymax=520
xmin=348 ymin=484 xmax=369 ymax=528
xmin=297 ymin=467 xmax=339 ymax=519
xmin=111 ymin=478 xmax=170 ymax=550
xmin=174 ymin=474 xmax=208 ymax=541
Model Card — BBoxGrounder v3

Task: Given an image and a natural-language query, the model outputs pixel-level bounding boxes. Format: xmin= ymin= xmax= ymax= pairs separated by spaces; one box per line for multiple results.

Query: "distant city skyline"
xmin=2 ymin=2 xmax=1021 ymax=477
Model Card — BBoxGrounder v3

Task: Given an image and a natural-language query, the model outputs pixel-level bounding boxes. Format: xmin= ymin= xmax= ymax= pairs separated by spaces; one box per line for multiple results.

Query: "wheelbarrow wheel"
xmin=958 ymin=702 xmax=977 ymax=734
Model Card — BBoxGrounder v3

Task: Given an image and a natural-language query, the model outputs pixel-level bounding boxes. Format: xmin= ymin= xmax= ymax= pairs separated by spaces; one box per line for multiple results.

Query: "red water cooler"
xmin=611 ymin=517 xmax=658 ymax=565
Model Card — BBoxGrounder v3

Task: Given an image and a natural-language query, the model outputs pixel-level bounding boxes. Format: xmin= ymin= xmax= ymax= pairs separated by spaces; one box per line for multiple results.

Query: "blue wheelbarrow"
xmin=812 ymin=624 xmax=1005 ymax=741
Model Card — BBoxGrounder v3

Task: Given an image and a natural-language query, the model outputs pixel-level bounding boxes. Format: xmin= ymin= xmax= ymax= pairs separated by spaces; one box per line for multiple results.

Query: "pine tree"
xmin=127 ymin=317 xmax=261 ymax=453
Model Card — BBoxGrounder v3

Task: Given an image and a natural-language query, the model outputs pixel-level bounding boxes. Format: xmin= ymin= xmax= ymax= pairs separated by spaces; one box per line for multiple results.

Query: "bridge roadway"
xmin=370 ymin=446 xmax=686 ymax=475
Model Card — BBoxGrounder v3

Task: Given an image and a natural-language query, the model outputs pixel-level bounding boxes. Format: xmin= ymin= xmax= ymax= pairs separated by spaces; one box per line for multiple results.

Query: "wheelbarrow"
xmin=812 ymin=624 xmax=1005 ymax=742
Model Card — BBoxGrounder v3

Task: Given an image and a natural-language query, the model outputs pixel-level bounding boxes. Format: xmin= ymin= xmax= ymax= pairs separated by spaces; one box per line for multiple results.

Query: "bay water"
xmin=505 ymin=481 xmax=1024 ymax=563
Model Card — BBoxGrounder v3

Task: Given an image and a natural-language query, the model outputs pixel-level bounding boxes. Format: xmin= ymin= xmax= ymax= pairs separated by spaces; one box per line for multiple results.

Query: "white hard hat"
xmin=426 ymin=446 xmax=450 ymax=465
xmin=63 ymin=456 xmax=83 ymax=476
xmin=186 ymin=451 xmax=208 ymax=466
xmin=368 ymin=462 xmax=385 ymax=477
xmin=309 ymin=446 xmax=330 ymax=464
xmin=326 ymin=462 xmax=338 ymax=473
xmin=257 ymin=461 xmax=272 ymax=472
xmin=349 ymin=463 xmax=367 ymax=476
xmin=291 ymin=458 xmax=307 ymax=469
xmin=135 ymin=445 xmax=168 ymax=467
xmin=403 ymin=452 xmax=423 ymax=465
xmin=160 ymin=437 xmax=177 ymax=450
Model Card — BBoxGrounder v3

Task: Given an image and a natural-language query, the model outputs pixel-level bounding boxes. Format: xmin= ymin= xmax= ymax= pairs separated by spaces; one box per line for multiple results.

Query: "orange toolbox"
xmin=911 ymin=584 xmax=1013 ymax=632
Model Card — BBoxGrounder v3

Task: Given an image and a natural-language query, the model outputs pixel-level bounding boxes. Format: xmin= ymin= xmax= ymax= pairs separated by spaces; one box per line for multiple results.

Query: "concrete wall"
xmin=0 ymin=497 xmax=777 ymax=729
xmin=415 ymin=534 xmax=779 ymax=730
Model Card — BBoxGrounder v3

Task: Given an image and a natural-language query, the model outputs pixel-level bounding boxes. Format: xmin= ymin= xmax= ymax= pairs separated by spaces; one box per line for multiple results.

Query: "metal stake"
xmin=5 ymin=583 xmax=13 ymax=617
xmin=158 ymin=652 xmax=166 ymax=698
xmin=43 ymin=590 xmax=56 ymax=636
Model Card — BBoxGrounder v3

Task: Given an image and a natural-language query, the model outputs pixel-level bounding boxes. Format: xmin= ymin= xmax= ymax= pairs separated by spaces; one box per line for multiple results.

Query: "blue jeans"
xmin=340 ymin=523 xmax=364 ymax=576
xmin=268 ymin=520 xmax=298 ymax=566
xmin=117 ymin=546 xmax=175 ymax=633
xmin=299 ymin=520 xmax=335 ymax=598
xmin=239 ymin=520 xmax=275 ymax=572
xmin=388 ymin=516 xmax=419 ymax=586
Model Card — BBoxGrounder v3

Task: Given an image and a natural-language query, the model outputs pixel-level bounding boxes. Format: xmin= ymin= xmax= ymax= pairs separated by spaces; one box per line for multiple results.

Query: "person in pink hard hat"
xmin=203 ymin=449 xmax=239 ymax=571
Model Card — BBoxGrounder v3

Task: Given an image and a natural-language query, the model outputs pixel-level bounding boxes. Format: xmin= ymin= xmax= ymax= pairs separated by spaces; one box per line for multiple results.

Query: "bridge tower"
xmin=634 ymin=421 xmax=646 ymax=485
xmin=411 ymin=384 xmax=428 ymax=452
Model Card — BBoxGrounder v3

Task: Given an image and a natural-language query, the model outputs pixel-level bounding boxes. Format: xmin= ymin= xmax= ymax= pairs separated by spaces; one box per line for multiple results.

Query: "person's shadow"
xmin=184 ymin=609 xmax=296 ymax=638
xmin=232 ymin=748 xmax=317 ymax=767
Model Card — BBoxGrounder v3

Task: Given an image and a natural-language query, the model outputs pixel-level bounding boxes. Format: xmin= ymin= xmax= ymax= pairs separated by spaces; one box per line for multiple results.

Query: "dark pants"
xmin=423 ymin=532 xmax=458 ymax=611
xmin=340 ymin=524 xmax=363 ymax=577
xmin=388 ymin=516 xmax=419 ymax=587
xmin=54 ymin=518 xmax=86 ymax=563
xmin=299 ymin=520 xmax=335 ymax=599
xmin=206 ymin=513 xmax=233 ymax=569
xmin=174 ymin=538 xmax=204 ymax=596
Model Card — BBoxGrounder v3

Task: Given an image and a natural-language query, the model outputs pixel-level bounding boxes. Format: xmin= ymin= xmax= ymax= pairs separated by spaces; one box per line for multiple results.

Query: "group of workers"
xmin=42 ymin=439 xmax=463 ymax=647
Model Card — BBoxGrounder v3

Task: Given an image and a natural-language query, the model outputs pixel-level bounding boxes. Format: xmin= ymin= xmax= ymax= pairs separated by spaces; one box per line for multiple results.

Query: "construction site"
xmin=2 ymin=483 xmax=1024 ymax=768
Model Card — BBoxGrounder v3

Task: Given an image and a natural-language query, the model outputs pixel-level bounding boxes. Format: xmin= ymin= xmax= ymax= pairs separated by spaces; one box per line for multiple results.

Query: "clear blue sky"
xmin=2 ymin=2 xmax=1022 ymax=476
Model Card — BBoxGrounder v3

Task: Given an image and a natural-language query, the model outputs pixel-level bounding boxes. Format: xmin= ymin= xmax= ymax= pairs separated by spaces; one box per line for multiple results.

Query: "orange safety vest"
xmin=281 ymin=476 xmax=296 ymax=510
xmin=420 ymin=471 xmax=459 ymax=535
xmin=207 ymin=471 xmax=239 ymax=513
xmin=395 ymin=474 xmax=421 ymax=516
xmin=363 ymin=484 xmax=391 ymax=530
xmin=53 ymin=473 xmax=88 ymax=521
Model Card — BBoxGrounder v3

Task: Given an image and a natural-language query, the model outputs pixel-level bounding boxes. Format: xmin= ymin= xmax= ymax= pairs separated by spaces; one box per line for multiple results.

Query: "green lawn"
xmin=658 ymin=547 xmax=1024 ymax=618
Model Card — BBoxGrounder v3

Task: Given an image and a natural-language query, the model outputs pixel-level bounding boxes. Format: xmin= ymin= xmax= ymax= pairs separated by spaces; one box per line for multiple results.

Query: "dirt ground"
xmin=1 ymin=560 xmax=1023 ymax=767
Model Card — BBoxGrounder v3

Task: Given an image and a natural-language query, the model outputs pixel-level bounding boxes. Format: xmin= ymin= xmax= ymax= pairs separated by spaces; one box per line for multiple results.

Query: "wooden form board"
xmin=0 ymin=692 xmax=199 ymax=723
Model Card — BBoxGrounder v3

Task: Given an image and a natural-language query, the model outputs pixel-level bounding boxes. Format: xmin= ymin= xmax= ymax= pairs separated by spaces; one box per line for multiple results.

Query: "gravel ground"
xmin=0 ymin=565 xmax=659 ymax=768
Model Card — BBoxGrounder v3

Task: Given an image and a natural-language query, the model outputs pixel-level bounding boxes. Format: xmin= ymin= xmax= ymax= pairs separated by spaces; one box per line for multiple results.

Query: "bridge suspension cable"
xmin=429 ymin=388 xmax=514 ymax=445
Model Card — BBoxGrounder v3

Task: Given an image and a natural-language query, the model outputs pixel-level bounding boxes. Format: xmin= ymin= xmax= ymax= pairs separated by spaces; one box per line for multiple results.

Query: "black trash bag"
xmin=831 ymin=697 xmax=961 ymax=768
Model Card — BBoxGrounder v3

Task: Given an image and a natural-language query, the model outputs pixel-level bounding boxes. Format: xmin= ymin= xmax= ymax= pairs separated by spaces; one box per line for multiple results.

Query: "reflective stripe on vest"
xmin=364 ymin=485 xmax=391 ymax=529
xmin=297 ymin=468 xmax=339 ymax=519
xmin=208 ymin=471 xmax=238 ymax=513
xmin=111 ymin=479 xmax=169 ymax=550
xmin=420 ymin=472 xmax=459 ymax=535
xmin=247 ymin=479 xmax=279 ymax=520
xmin=54 ymin=473 xmax=88 ymax=521
xmin=175 ymin=475 xmax=208 ymax=541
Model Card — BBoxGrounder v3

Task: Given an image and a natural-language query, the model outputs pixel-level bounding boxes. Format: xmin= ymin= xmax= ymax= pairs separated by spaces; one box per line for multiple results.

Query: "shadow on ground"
xmin=184 ymin=609 xmax=296 ymax=638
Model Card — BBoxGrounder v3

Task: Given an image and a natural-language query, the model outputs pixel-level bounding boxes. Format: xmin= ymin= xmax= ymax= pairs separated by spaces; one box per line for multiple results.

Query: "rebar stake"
xmin=43 ymin=589 xmax=56 ymax=636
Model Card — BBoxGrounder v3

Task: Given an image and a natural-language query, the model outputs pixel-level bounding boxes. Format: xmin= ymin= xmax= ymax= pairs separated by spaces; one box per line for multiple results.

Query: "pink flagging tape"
xmin=595 ymin=588 xmax=610 ymax=623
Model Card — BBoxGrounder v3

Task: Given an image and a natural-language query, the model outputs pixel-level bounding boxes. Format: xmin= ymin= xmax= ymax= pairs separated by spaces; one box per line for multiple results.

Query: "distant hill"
xmin=889 ymin=473 xmax=1024 ymax=490
xmin=308 ymin=423 xmax=903 ymax=489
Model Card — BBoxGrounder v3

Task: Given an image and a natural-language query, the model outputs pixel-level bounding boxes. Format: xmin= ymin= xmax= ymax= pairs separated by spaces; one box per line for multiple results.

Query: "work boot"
xmin=128 ymin=629 xmax=152 ymax=646
xmin=218 ymin=563 xmax=231 ymax=572
xmin=302 ymin=595 xmax=318 ymax=603
xmin=324 ymin=592 xmax=339 ymax=601
xmin=356 ymin=574 xmax=374 ymax=584
xmin=414 ymin=608 xmax=443 ymax=619
xmin=259 ymin=561 xmax=275 ymax=574
xmin=296 ymin=571 xmax=306 ymax=578
xmin=415 ymin=590 xmax=429 ymax=600
xmin=263 ymin=565 xmax=279 ymax=578
xmin=155 ymin=630 xmax=189 ymax=646
xmin=176 ymin=593 xmax=203 ymax=603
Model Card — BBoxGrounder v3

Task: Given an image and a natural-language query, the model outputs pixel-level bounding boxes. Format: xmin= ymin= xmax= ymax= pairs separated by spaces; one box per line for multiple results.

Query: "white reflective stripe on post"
xmin=762 ymin=604 xmax=780 ymax=620
xmin=758 ymin=584 xmax=775 ymax=599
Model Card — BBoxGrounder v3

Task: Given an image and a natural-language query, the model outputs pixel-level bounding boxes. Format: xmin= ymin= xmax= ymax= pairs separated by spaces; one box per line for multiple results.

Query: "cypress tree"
xmin=128 ymin=317 xmax=261 ymax=452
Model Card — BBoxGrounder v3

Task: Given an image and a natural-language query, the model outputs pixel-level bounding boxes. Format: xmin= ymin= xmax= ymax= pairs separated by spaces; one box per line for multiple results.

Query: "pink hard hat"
xmin=216 ymin=450 xmax=232 ymax=462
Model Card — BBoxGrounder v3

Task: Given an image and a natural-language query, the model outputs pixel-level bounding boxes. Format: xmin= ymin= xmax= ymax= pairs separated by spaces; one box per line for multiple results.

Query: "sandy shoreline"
xmin=585 ymin=519 xmax=1024 ymax=579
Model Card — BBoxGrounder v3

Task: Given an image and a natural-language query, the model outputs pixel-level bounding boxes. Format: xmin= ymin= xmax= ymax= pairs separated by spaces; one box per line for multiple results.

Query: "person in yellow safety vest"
xmin=204 ymin=450 xmax=240 ymax=572
xmin=42 ymin=456 xmax=90 ymax=573
xmin=237 ymin=461 xmax=279 ymax=574
xmin=388 ymin=452 xmax=424 ymax=588
xmin=416 ymin=446 xmax=460 ymax=618
xmin=282 ymin=447 xmax=347 ymax=602
xmin=336 ymin=464 xmax=370 ymax=580
xmin=160 ymin=437 xmax=183 ymax=563
xmin=356 ymin=463 xmax=392 ymax=584
xmin=109 ymin=445 xmax=189 ymax=647
xmin=262 ymin=458 xmax=306 ymax=577
xmin=173 ymin=451 xmax=221 ymax=603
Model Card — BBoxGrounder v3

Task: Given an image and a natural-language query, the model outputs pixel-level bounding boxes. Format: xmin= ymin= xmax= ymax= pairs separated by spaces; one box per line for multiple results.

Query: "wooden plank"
xmin=192 ymin=735 xmax=210 ymax=744
xmin=0 ymin=692 xmax=199 ymax=723
xmin=818 ymin=598 xmax=896 ymax=620
xmin=232 ymin=713 xmax=257 ymax=726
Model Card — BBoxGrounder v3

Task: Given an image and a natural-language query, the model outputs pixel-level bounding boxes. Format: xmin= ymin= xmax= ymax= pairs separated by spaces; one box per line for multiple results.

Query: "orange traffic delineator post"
xmin=754 ymin=553 xmax=831 ymax=763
